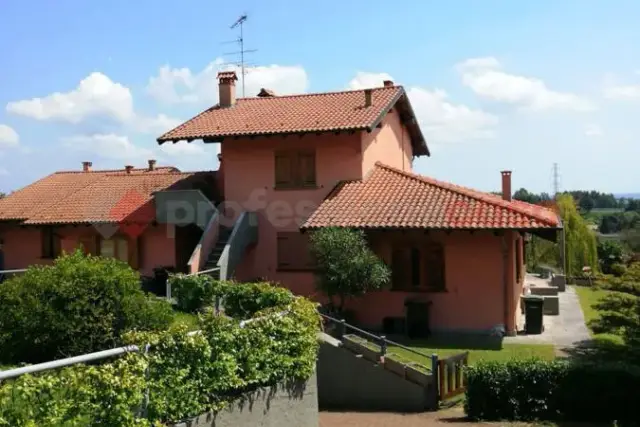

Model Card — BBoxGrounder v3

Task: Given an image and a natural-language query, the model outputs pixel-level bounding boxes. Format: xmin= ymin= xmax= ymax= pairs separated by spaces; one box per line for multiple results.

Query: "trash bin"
xmin=405 ymin=299 xmax=432 ymax=339
xmin=523 ymin=295 xmax=545 ymax=335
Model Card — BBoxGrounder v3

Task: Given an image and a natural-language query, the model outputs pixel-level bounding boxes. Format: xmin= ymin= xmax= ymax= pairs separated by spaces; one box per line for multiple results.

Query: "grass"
xmin=386 ymin=336 xmax=556 ymax=368
xmin=575 ymin=286 xmax=624 ymax=345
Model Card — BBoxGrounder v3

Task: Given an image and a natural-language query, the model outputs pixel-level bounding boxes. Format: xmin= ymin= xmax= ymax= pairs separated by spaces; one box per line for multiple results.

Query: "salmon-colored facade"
xmin=152 ymin=71 xmax=560 ymax=336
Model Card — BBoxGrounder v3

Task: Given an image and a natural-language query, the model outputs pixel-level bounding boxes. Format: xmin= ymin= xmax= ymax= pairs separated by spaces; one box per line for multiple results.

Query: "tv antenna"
xmin=222 ymin=13 xmax=258 ymax=97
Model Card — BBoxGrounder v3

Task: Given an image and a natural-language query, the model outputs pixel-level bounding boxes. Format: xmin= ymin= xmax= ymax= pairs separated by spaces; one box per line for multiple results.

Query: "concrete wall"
xmin=317 ymin=333 xmax=436 ymax=412
xmin=171 ymin=372 xmax=318 ymax=427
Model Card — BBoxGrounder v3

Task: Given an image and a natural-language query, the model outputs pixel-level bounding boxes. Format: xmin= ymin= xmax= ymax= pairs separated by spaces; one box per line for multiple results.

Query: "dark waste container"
xmin=405 ymin=299 xmax=432 ymax=339
xmin=523 ymin=295 xmax=545 ymax=335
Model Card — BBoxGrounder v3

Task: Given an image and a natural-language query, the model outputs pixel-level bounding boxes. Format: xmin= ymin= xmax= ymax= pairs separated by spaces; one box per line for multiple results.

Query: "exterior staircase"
xmin=202 ymin=225 xmax=233 ymax=280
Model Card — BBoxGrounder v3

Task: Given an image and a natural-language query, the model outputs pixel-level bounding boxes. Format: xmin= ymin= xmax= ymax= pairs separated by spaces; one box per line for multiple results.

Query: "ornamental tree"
xmin=309 ymin=227 xmax=390 ymax=312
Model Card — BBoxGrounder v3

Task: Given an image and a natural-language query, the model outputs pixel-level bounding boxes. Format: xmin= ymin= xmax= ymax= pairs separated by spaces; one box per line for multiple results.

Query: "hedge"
xmin=0 ymin=282 xmax=320 ymax=426
xmin=465 ymin=359 xmax=640 ymax=424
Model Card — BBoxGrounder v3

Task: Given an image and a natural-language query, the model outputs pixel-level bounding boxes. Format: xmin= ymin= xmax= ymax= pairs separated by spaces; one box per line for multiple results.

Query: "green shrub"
xmin=611 ymin=262 xmax=627 ymax=277
xmin=169 ymin=274 xmax=228 ymax=313
xmin=465 ymin=359 xmax=640 ymax=423
xmin=0 ymin=354 xmax=149 ymax=427
xmin=221 ymin=281 xmax=294 ymax=318
xmin=0 ymin=251 xmax=173 ymax=364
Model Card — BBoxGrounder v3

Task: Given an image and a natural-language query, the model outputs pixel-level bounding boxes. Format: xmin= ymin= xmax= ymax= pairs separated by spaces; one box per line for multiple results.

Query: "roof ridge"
xmin=54 ymin=166 xmax=179 ymax=175
xmin=236 ymin=85 xmax=403 ymax=102
xmin=373 ymin=162 xmax=558 ymax=226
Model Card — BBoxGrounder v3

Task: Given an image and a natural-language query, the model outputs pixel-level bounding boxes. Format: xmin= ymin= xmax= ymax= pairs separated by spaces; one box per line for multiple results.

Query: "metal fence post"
xmin=379 ymin=335 xmax=387 ymax=359
xmin=338 ymin=319 xmax=346 ymax=339
xmin=143 ymin=343 xmax=151 ymax=418
xmin=165 ymin=278 xmax=171 ymax=300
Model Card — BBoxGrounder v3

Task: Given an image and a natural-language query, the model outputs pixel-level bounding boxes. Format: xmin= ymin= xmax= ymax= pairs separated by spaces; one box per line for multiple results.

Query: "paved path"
xmin=504 ymin=276 xmax=591 ymax=355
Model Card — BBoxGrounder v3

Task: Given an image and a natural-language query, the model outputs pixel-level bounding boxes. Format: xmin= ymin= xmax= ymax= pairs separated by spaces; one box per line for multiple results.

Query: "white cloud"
xmin=0 ymin=124 xmax=19 ymax=148
xmin=603 ymin=74 xmax=640 ymax=100
xmin=348 ymin=71 xmax=395 ymax=90
xmin=585 ymin=124 xmax=603 ymax=138
xmin=134 ymin=114 xmax=183 ymax=135
xmin=147 ymin=58 xmax=309 ymax=105
xmin=457 ymin=57 xmax=596 ymax=112
xmin=159 ymin=141 xmax=207 ymax=157
xmin=7 ymin=73 xmax=135 ymax=123
xmin=348 ymin=72 xmax=498 ymax=143
xmin=62 ymin=134 xmax=153 ymax=162
xmin=0 ymin=168 xmax=8 ymax=176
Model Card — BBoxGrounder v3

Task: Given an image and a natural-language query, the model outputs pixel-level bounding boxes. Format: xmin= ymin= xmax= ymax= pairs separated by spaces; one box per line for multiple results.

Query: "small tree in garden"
xmin=309 ymin=227 xmax=390 ymax=312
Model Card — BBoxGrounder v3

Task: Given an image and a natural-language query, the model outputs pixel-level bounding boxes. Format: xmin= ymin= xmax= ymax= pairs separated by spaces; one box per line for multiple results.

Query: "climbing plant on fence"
xmin=0 ymin=282 xmax=320 ymax=426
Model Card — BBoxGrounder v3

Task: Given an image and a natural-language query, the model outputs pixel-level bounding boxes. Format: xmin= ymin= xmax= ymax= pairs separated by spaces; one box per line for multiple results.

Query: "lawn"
xmin=575 ymin=285 xmax=624 ymax=345
xmin=387 ymin=336 xmax=556 ymax=368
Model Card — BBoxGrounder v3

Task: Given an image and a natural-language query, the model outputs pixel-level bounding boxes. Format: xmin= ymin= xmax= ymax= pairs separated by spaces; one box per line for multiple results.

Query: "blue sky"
xmin=1 ymin=0 xmax=640 ymax=194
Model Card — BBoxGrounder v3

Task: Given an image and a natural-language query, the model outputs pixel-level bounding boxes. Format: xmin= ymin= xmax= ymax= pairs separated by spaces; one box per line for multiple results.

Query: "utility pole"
xmin=552 ymin=163 xmax=560 ymax=197
xmin=223 ymin=14 xmax=257 ymax=97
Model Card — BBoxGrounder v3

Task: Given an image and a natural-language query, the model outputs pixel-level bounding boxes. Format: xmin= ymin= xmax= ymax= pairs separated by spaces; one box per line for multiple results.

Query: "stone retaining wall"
xmin=171 ymin=372 xmax=318 ymax=427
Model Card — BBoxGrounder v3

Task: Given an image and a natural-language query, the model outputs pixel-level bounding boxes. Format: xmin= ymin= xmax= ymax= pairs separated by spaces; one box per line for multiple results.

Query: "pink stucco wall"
xmin=0 ymin=223 xmax=177 ymax=277
xmin=221 ymin=132 xmax=364 ymax=283
xmin=221 ymin=112 xmax=416 ymax=283
xmin=361 ymin=109 xmax=413 ymax=175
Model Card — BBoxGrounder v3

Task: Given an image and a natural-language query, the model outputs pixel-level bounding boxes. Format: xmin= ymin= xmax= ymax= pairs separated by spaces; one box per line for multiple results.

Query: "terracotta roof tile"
xmin=157 ymin=86 xmax=425 ymax=146
xmin=301 ymin=163 xmax=561 ymax=230
xmin=0 ymin=166 xmax=208 ymax=225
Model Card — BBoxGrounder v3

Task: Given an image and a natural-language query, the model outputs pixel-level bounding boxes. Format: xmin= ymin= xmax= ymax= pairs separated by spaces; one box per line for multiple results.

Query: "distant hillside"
xmin=616 ymin=193 xmax=640 ymax=200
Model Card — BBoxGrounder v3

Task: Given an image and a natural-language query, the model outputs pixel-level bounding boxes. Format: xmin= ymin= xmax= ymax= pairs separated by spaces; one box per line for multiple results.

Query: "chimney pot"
xmin=364 ymin=88 xmax=373 ymax=107
xmin=82 ymin=161 xmax=92 ymax=172
xmin=501 ymin=170 xmax=512 ymax=201
xmin=217 ymin=71 xmax=238 ymax=108
xmin=383 ymin=80 xmax=394 ymax=87
xmin=125 ymin=165 xmax=134 ymax=174
xmin=148 ymin=159 xmax=157 ymax=171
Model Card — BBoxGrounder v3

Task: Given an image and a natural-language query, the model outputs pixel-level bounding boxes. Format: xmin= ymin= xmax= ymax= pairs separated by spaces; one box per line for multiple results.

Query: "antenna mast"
xmin=226 ymin=14 xmax=257 ymax=97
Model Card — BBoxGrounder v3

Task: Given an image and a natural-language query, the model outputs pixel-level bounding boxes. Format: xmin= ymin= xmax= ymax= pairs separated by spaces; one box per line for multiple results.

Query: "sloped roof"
xmin=301 ymin=163 xmax=561 ymax=230
xmin=157 ymin=86 xmax=429 ymax=156
xmin=0 ymin=166 xmax=212 ymax=225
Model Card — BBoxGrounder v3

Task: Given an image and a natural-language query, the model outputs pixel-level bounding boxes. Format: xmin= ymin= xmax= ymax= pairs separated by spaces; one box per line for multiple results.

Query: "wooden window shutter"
xmin=128 ymin=237 xmax=139 ymax=270
xmin=298 ymin=152 xmax=316 ymax=186
xmin=53 ymin=232 xmax=62 ymax=258
xmin=275 ymin=153 xmax=293 ymax=187
xmin=424 ymin=243 xmax=445 ymax=290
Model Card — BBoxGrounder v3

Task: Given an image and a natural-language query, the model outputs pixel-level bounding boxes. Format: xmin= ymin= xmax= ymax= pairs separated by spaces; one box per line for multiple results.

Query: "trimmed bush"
xmin=465 ymin=359 xmax=640 ymax=423
xmin=221 ymin=280 xmax=294 ymax=318
xmin=0 ymin=280 xmax=320 ymax=426
xmin=0 ymin=251 xmax=174 ymax=364
xmin=169 ymin=273 xmax=227 ymax=313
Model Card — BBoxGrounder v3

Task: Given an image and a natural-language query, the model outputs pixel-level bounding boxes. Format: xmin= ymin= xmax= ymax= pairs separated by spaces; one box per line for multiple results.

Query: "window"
xmin=277 ymin=232 xmax=315 ymax=271
xmin=274 ymin=150 xmax=316 ymax=189
xmin=41 ymin=227 xmax=60 ymax=259
xmin=391 ymin=243 xmax=445 ymax=292
xmin=99 ymin=237 xmax=129 ymax=263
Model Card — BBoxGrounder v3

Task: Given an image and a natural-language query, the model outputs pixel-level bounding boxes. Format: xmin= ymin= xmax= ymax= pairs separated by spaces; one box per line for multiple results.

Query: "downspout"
xmin=501 ymin=234 xmax=509 ymax=335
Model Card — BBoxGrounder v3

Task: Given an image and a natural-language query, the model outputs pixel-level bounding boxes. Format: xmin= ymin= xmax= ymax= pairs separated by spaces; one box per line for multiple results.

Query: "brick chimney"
xmin=383 ymin=80 xmax=394 ymax=87
xmin=125 ymin=165 xmax=134 ymax=174
xmin=217 ymin=71 xmax=238 ymax=107
xmin=364 ymin=88 xmax=372 ymax=107
xmin=501 ymin=171 xmax=512 ymax=201
xmin=82 ymin=161 xmax=92 ymax=172
xmin=148 ymin=159 xmax=156 ymax=171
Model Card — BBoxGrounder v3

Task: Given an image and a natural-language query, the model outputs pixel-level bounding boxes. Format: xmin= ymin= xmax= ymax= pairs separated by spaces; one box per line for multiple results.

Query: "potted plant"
xmin=405 ymin=362 xmax=432 ymax=387
xmin=383 ymin=353 xmax=407 ymax=378
xmin=341 ymin=334 xmax=381 ymax=362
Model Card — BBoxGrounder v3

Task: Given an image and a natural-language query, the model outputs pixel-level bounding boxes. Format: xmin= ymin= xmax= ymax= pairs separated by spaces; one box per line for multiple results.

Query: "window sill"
xmin=273 ymin=185 xmax=319 ymax=191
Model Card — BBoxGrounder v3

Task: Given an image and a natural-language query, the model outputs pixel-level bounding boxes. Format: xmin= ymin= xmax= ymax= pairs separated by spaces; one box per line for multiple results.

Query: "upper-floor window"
xmin=274 ymin=150 xmax=316 ymax=189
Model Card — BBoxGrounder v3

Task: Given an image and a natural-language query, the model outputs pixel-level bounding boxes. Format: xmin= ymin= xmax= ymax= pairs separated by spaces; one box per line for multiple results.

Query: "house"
xmin=157 ymin=70 xmax=562 ymax=336
xmin=0 ymin=161 xmax=219 ymax=277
